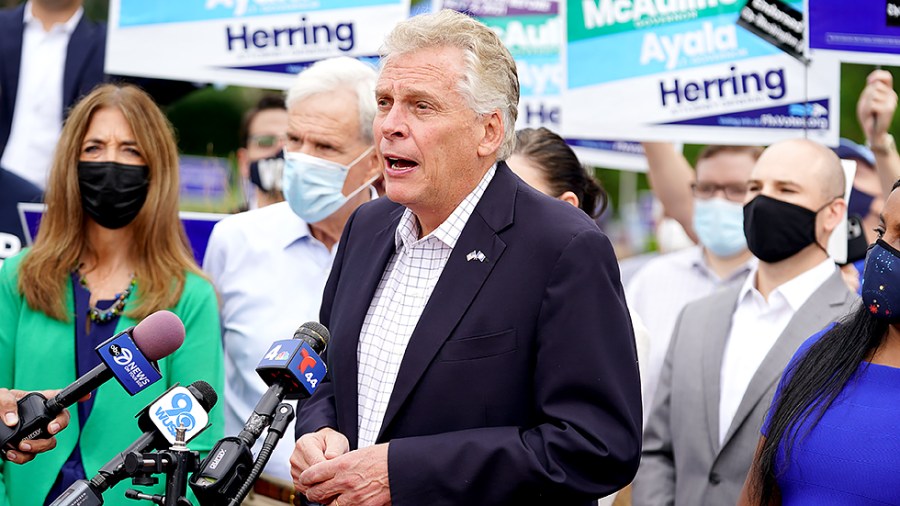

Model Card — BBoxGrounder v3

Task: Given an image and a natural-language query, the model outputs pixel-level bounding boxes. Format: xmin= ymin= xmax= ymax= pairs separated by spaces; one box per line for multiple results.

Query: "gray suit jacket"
xmin=633 ymin=269 xmax=857 ymax=506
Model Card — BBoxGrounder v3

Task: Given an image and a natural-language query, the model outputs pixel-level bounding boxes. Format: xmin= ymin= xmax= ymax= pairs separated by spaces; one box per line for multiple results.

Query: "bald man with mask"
xmin=634 ymin=139 xmax=858 ymax=506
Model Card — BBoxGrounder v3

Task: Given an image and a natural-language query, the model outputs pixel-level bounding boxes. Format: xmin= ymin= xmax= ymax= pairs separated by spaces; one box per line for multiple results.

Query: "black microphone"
xmin=189 ymin=322 xmax=329 ymax=504
xmin=0 ymin=310 xmax=185 ymax=452
xmin=48 ymin=380 xmax=218 ymax=506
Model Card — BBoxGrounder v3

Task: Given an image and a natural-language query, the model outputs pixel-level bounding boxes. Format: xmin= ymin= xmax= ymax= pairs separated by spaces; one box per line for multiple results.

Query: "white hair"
xmin=380 ymin=9 xmax=520 ymax=160
xmin=285 ymin=56 xmax=378 ymax=144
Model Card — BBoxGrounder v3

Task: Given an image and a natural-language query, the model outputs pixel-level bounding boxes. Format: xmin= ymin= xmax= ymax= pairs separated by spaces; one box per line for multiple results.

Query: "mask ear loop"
xmin=812 ymin=196 xmax=845 ymax=256
xmin=339 ymin=146 xmax=379 ymax=202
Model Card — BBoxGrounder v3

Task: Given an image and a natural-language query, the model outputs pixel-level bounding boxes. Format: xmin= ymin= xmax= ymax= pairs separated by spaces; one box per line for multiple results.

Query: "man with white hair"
xmin=203 ymin=56 xmax=381 ymax=505
xmin=291 ymin=10 xmax=641 ymax=506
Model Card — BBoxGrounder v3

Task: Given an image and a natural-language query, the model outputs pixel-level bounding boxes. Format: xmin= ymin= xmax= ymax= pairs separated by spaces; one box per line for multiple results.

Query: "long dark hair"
xmin=750 ymin=178 xmax=899 ymax=504
xmin=513 ymin=127 xmax=608 ymax=218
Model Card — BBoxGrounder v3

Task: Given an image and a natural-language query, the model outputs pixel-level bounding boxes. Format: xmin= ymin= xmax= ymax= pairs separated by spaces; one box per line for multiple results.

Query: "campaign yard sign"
xmin=563 ymin=0 xmax=840 ymax=146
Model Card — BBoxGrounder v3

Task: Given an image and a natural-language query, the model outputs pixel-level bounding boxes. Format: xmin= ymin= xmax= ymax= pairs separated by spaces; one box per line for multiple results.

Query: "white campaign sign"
xmin=563 ymin=0 xmax=841 ymax=146
xmin=106 ymin=0 xmax=409 ymax=89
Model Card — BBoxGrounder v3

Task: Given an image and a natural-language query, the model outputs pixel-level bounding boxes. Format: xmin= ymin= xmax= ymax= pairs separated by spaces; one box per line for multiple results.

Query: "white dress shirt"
xmin=356 ymin=166 xmax=496 ymax=448
xmin=718 ymin=257 xmax=837 ymax=444
xmin=203 ymin=202 xmax=334 ymax=483
xmin=625 ymin=245 xmax=755 ymax=420
xmin=1 ymin=1 xmax=82 ymax=188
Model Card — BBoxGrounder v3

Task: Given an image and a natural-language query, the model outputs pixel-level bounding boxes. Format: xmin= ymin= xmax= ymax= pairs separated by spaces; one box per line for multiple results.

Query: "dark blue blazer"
xmin=0 ymin=4 xmax=106 ymax=157
xmin=296 ymin=162 xmax=642 ymax=505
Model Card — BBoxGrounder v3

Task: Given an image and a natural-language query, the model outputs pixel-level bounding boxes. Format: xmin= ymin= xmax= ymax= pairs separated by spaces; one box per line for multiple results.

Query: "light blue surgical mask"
xmin=282 ymin=146 xmax=375 ymax=223
xmin=693 ymin=197 xmax=747 ymax=257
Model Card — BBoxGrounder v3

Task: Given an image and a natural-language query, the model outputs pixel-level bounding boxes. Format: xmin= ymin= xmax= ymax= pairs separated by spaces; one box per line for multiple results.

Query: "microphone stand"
xmin=228 ymin=403 xmax=295 ymax=506
xmin=123 ymin=423 xmax=200 ymax=506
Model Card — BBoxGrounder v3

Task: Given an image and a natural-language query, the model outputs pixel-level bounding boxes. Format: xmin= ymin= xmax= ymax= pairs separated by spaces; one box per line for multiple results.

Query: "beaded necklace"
xmin=75 ymin=266 xmax=136 ymax=324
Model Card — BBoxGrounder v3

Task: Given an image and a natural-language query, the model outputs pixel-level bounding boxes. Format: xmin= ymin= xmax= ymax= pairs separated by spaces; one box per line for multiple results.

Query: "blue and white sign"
xmin=563 ymin=0 xmax=840 ymax=146
xmin=806 ymin=0 xmax=900 ymax=66
xmin=149 ymin=385 xmax=210 ymax=444
xmin=97 ymin=330 xmax=162 ymax=396
xmin=106 ymin=0 xmax=410 ymax=89
xmin=441 ymin=0 xmax=658 ymax=171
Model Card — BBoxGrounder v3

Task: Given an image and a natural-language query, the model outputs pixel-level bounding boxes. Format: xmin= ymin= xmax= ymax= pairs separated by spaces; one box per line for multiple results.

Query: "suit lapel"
xmin=0 ymin=6 xmax=25 ymax=117
xmin=702 ymin=285 xmax=741 ymax=452
xmin=720 ymin=270 xmax=851 ymax=447
xmin=63 ymin=15 xmax=98 ymax=106
xmin=334 ymin=205 xmax=403 ymax=447
xmin=376 ymin=164 xmax=516 ymax=441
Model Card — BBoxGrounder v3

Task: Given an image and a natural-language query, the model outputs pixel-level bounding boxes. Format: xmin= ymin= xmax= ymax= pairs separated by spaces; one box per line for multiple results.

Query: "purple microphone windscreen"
xmin=132 ymin=310 xmax=185 ymax=361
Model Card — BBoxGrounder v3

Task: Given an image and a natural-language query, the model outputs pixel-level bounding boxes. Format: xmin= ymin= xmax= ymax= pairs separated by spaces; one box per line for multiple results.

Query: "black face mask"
xmin=743 ymin=194 xmax=830 ymax=263
xmin=78 ymin=161 xmax=150 ymax=229
xmin=248 ymin=151 xmax=284 ymax=193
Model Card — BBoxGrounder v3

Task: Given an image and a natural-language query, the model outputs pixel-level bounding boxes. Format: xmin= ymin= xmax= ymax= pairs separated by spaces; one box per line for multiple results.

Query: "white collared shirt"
xmin=356 ymin=165 xmax=496 ymax=448
xmin=1 ymin=1 xmax=83 ymax=188
xmin=718 ymin=257 xmax=837 ymax=444
xmin=625 ymin=245 xmax=755 ymax=420
xmin=203 ymin=202 xmax=335 ymax=482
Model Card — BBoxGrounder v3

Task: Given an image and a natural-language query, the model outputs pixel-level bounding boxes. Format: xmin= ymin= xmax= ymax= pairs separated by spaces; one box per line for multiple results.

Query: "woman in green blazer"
xmin=0 ymin=84 xmax=224 ymax=506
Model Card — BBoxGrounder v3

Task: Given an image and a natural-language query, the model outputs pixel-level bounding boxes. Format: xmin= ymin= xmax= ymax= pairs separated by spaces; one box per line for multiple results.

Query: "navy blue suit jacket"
xmin=296 ymin=163 xmax=642 ymax=505
xmin=0 ymin=4 xmax=106 ymax=157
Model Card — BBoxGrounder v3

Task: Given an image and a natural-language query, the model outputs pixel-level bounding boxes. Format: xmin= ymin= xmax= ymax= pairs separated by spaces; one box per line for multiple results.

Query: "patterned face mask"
xmin=861 ymin=239 xmax=900 ymax=322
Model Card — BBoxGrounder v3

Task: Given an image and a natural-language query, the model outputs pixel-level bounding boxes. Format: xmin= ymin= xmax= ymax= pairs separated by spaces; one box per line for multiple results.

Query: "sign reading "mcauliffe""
xmin=562 ymin=0 xmax=840 ymax=146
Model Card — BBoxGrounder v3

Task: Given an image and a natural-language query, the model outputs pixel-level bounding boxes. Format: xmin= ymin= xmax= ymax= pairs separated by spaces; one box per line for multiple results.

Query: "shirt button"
xmin=709 ymin=472 xmax=721 ymax=485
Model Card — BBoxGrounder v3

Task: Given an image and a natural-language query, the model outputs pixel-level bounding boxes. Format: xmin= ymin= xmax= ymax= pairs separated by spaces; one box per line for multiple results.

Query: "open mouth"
xmin=385 ymin=156 xmax=418 ymax=172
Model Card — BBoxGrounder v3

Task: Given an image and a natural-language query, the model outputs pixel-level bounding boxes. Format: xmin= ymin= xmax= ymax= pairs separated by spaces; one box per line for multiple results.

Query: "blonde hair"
xmin=380 ymin=9 xmax=519 ymax=160
xmin=19 ymin=83 xmax=202 ymax=321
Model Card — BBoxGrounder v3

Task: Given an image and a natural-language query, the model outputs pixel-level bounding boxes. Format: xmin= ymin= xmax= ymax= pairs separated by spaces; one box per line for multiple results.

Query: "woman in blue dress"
xmin=740 ymin=179 xmax=900 ymax=505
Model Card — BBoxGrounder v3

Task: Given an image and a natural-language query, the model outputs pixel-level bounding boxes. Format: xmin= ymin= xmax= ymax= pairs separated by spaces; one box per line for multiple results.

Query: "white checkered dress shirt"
xmin=356 ymin=165 xmax=496 ymax=448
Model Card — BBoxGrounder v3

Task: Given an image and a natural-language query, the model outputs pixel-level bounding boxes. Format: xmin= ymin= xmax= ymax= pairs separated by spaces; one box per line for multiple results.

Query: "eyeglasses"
xmin=691 ymin=182 xmax=749 ymax=202
xmin=249 ymin=134 xmax=287 ymax=149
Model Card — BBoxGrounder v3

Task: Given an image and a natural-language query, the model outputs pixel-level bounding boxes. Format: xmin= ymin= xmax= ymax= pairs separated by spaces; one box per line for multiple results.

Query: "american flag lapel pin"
xmin=466 ymin=250 xmax=487 ymax=262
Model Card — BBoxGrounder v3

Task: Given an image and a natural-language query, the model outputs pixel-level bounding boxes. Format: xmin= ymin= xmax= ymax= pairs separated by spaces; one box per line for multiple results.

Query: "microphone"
xmin=0 ymin=310 xmax=185 ymax=452
xmin=48 ymin=380 xmax=218 ymax=506
xmin=189 ymin=322 xmax=329 ymax=504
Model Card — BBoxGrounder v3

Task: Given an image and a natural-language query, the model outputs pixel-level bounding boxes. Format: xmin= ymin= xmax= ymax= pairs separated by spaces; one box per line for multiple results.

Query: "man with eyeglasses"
xmin=237 ymin=95 xmax=290 ymax=210
xmin=627 ymin=144 xmax=760 ymax=418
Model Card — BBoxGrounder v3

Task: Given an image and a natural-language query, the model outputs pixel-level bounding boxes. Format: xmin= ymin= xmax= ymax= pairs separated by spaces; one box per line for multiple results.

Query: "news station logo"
xmin=98 ymin=331 xmax=162 ymax=395
xmin=150 ymin=386 xmax=210 ymax=444
xmin=889 ymin=0 xmax=900 ymax=27
xmin=293 ymin=342 xmax=325 ymax=394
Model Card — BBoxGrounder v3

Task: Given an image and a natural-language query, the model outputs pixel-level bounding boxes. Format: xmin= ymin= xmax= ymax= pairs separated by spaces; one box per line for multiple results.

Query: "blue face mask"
xmin=282 ymin=147 xmax=375 ymax=223
xmin=861 ymin=239 xmax=900 ymax=322
xmin=692 ymin=197 xmax=747 ymax=257
xmin=848 ymin=186 xmax=876 ymax=219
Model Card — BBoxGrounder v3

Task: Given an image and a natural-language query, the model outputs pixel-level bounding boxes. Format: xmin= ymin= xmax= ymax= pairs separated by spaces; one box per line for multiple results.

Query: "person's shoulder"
xmin=513 ymin=178 xmax=600 ymax=237
xmin=0 ymin=4 xmax=23 ymax=25
xmin=211 ymin=202 xmax=296 ymax=239
xmin=0 ymin=169 xmax=42 ymax=203
xmin=351 ymin=196 xmax=403 ymax=227
xmin=630 ymin=246 xmax=701 ymax=283
xmin=181 ymin=270 xmax=217 ymax=300
xmin=0 ymin=248 xmax=28 ymax=276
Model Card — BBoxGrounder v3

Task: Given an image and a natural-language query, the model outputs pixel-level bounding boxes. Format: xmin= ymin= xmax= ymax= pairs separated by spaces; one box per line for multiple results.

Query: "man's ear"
xmin=476 ymin=111 xmax=504 ymax=158
xmin=823 ymin=197 xmax=848 ymax=235
xmin=364 ymin=147 xmax=382 ymax=181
